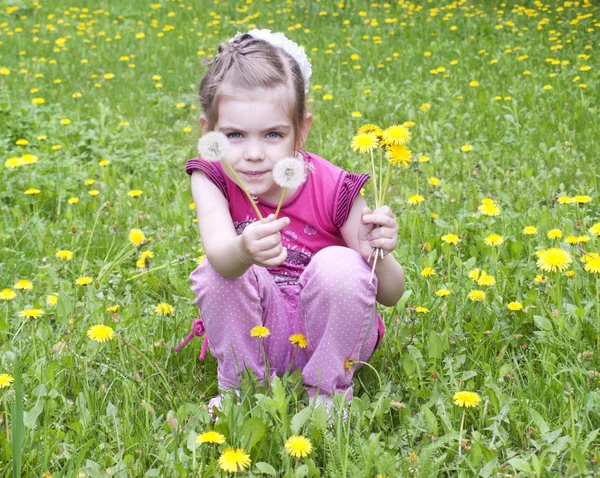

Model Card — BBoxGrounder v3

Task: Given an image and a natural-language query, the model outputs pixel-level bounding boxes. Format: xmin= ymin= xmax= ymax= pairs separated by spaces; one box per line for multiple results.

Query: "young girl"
xmin=178 ymin=29 xmax=405 ymax=416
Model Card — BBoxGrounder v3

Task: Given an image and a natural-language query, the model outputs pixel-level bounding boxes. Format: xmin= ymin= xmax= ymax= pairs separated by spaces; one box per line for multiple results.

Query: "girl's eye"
xmin=267 ymin=132 xmax=283 ymax=139
xmin=226 ymin=132 xmax=243 ymax=139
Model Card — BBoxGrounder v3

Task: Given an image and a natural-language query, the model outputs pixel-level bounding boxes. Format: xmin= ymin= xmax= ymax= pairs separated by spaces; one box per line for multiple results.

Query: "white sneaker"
xmin=207 ymin=390 xmax=241 ymax=421
xmin=313 ymin=394 xmax=349 ymax=423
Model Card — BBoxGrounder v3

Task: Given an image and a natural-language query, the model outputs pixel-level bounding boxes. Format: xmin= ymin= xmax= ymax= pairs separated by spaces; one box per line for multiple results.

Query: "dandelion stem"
xmin=378 ymin=148 xmax=383 ymax=206
xmin=369 ymin=149 xmax=379 ymax=210
xmin=458 ymin=409 xmax=465 ymax=458
xmin=81 ymin=202 xmax=107 ymax=275
xmin=556 ymin=271 xmax=563 ymax=331
xmin=274 ymin=187 xmax=287 ymax=219
xmin=222 ymin=159 xmax=264 ymax=222
xmin=382 ymin=159 xmax=392 ymax=206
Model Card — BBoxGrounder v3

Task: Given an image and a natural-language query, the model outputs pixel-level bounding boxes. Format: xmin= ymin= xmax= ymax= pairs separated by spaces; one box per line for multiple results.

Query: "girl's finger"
xmin=363 ymin=213 xmax=395 ymax=227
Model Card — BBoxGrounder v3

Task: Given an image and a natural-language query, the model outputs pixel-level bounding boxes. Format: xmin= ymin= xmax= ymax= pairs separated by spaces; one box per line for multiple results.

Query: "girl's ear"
xmin=199 ymin=114 xmax=209 ymax=134
xmin=297 ymin=112 xmax=313 ymax=149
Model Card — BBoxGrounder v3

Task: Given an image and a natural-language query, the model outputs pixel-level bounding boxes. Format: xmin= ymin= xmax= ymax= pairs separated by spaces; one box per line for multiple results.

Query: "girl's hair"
xmin=199 ymin=33 xmax=307 ymax=152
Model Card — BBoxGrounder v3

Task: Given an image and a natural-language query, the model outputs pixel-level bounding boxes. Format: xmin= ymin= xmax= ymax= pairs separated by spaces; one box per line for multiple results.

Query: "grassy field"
xmin=1 ymin=0 xmax=600 ymax=476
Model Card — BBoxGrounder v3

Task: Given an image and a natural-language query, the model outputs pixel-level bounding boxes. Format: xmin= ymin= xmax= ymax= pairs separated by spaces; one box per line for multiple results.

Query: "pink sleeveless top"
xmin=186 ymin=150 xmax=369 ymax=286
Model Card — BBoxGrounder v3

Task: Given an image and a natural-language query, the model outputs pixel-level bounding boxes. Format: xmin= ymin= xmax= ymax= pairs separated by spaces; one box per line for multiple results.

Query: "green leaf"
xmin=255 ymin=462 xmax=277 ymax=476
xmin=421 ymin=405 xmax=438 ymax=436
xmin=533 ymin=314 xmax=553 ymax=332
xmin=242 ymin=417 xmax=266 ymax=452
xmin=508 ymin=458 xmax=532 ymax=473
xmin=529 ymin=408 xmax=549 ymax=435
xmin=23 ymin=400 xmax=44 ymax=430
xmin=427 ymin=330 xmax=444 ymax=360
xmin=479 ymin=457 xmax=499 ymax=477
xmin=295 ymin=464 xmax=309 ymax=478
xmin=291 ymin=406 xmax=312 ymax=435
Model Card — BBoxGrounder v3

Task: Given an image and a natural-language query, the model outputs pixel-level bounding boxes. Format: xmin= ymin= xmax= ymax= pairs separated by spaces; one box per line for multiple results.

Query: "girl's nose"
xmin=243 ymin=139 xmax=265 ymax=161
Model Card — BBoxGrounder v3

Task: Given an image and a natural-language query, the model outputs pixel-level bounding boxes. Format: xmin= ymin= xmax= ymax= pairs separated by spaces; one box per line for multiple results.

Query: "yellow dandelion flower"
xmin=46 ymin=294 xmax=58 ymax=307
xmin=56 ymin=250 xmax=73 ymax=260
xmin=289 ymin=333 xmax=308 ymax=348
xmin=460 ymin=145 xmax=473 ymax=152
xmin=88 ymin=190 xmax=100 ymax=197
xmin=382 ymin=125 xmax=411 ymax=145
xmin=107 ymin=305 xmax=120 ymax=313
xmin=484 ymin=234 xmax=504 ymax=247
xmin=0 ymin=289 xmax=17 ymax=301
xmin=477 ymin=272 xmax=496 ymax=287
xmin=537 ymin=248 xmax=572 ymax=272
xmin=14 ymin=280 xmax=33 ymax=290
xmin=469 ymin=80 xmax=479 ymax=87
xmin=25 ymin=188 xmax=41 ymax=195
xmin=534 ymin=274 xmax=546 ymax=284
xmin=582 ymin=252 xmax=600 ymax=274
xmin=218 ymin=447 xmax=251 ymax=473
xmin=557 ymin=195 xmax=573 ymax=205
xmin=76 ymin=277 xmax=93 ymax=286
xmin=0 ymin=374 xmax=14 ymax=388
xmin=386 ymin=144 xmax=412 ymax=168
xmin=420 ymin=103 xmax=431 ymax=112
xmin=127 ymin=190 xmax=143 ymax=198
xmin=5 ymin=157 xmax=21 ymax=168
xmin=547 ymin=229 xmax=562 ymax=240
xmin=87 ymin=324 xmax=115 ymax=343
xmin=99 ymin=159 xmax=110 ymax=167
xmin=428 ymin=177 xmax=440 ymax=186
xmin=453 ymin=391 xmax=480 ymax=408
xmin=566 ymin=236 xmax=580 ymax=244
xmin=589 ymin=223 xmax=600 ymax=238
xmin=68 ymin=197 xmax=80 ymax=205
xmin=350 ymin=133 xmax=379 ymax=154
xmin=523 ymin=226 xmax=537 ymax=235
xmin=250 ymin=326 xmax=270 ymax=338
xmin=285 ymin=435 xmax=313 ymax=458
xmin=357 ymin=124 xmax=383 ymax=136
xmin=415 ymin=306 xmax=429 ymax=314
xmin=478 ymin=203 xmax=500 ymax=216
xmin=435 ymin=288 xmax=451 ymax=297
xmin=573 ymin=195 xmax=592 ymax=204
xmin=407 ymin=194 xmax=424 ymax=205
xmin=468 ymin=268 xmax=481 ymax=281
xmin=154 ymin=302 xmax=174 ymax=315
xmin=468 ymin=290 xmax=486 ymax=301
xmin=441 ymin=233 xmax=461 ymax=245
xmin=196 ymin=431 xmax=226 ymax=444
xmin=129 ymin=228 xmax=145 ymax=246
xmin=579 ymin=235 xmax=591 ymax=243
xmin=19 ymin=308 xmax=45 ymax=319
xmin=420 ymin=267 xmax=436 ymax=277
xmin=507 ymin=301 xmax=523 ymax=311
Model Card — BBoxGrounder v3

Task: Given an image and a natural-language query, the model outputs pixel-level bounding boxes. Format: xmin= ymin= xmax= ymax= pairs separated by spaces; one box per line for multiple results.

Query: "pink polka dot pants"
xmin=189 ymin=246 xmax=384 ymax=399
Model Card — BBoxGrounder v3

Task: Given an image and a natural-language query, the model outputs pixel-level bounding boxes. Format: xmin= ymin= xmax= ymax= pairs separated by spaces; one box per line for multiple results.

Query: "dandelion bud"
xmin=197 ymin=131 xmax=229 ymax=161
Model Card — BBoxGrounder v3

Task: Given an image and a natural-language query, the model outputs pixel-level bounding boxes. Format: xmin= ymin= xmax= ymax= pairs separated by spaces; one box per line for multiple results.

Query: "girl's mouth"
xmin=241 ymin=171 xmax=267 ymax=180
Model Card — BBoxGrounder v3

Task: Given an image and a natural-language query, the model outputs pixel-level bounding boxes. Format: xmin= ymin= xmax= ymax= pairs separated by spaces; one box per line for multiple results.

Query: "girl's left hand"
xmin=358 ymin=206 xmax=399 ymax=262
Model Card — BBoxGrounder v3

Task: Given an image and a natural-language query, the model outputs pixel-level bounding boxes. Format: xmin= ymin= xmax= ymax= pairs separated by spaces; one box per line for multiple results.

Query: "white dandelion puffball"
xmin=197 ymin=132 xmax=229 ymax=161
xmin=273 ymin=156 xmax=307 ymax=189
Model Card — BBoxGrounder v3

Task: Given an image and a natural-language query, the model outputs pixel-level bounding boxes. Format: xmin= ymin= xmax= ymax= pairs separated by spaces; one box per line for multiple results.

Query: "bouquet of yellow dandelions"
xmin=351 ymin=123 xmax=413 ymax=280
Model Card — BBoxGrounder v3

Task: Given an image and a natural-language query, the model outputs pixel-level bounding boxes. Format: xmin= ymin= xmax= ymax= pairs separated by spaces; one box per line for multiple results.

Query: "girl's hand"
xmin=358 ymin=206 xmax=398 ymax=262
xmin=239 ymin=214 xmax=289 ymax=267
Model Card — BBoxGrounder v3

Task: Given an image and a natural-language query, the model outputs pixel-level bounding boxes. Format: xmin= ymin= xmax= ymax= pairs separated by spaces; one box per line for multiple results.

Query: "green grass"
xmin=1 ymin=0 xmax=600 ymax=476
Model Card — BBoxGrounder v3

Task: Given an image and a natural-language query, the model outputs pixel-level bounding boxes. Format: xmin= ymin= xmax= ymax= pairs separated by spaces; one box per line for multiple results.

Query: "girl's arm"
xmin=340 ymin=194 xmax=405 ymax=307
xmin=191 ymin=171 xmax=289 ymax=278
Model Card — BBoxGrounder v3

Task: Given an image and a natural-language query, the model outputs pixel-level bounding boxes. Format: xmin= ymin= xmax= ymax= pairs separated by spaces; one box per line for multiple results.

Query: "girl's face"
xmin=201 ymin=87 xmax=312 ymax=204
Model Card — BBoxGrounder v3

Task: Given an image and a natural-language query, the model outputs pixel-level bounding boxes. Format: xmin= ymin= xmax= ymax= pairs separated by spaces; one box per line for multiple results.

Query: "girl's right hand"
xmin=239 ymin=214 xmax=289 ymax=267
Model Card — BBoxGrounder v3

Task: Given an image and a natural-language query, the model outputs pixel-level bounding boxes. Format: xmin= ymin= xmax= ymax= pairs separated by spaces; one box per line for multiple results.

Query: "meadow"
xmin=1 ymin=0 xmax=600 ymax=476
